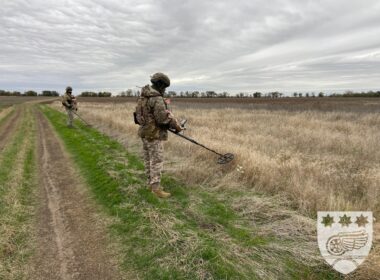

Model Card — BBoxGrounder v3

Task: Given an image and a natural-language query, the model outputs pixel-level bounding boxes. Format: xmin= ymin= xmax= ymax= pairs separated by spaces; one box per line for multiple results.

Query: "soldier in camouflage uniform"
xmin=136 ymin=73 xmax=182 ymax=198
xmin=62 ymin=86 xmax=74 ymax=127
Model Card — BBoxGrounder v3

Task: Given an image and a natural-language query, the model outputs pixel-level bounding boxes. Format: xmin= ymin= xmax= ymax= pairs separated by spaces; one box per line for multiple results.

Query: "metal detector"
xmin=169 ymin=125 xmax=234 ymax=164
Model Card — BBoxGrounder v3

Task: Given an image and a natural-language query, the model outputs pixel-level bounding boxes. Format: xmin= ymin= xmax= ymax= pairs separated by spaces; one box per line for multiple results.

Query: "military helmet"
xmin=66 ymin=86 xmax=72 ymax=93
xmin=150 ymin=72 xmax=170 ymax=87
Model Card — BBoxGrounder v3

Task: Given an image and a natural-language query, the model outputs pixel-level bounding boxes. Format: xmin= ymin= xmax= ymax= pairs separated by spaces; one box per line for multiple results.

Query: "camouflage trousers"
xmin=66 ymin=108 xmax=74 ymax=126
xmin=142 ymin=138 xmax=163 ymax=190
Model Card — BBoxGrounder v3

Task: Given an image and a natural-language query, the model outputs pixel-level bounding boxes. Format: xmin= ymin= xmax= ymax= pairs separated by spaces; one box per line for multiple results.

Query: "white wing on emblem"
xmin=338 ymin=231 xmax=368 ymax=251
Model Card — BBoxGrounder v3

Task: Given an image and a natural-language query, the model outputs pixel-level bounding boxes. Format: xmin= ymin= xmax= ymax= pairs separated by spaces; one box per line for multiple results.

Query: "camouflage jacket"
xmin=62 ymin=93 xmax=73 ymax=109
xmin=71 ymin=96 xmax=78 ymax=110
xmin=137 ymin=85 xmax=171 ymax=141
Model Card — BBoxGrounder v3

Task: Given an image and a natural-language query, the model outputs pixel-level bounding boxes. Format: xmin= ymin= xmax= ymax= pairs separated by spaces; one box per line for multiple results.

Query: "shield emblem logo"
xmin=317 ymin=211 xmax=373 ymax=274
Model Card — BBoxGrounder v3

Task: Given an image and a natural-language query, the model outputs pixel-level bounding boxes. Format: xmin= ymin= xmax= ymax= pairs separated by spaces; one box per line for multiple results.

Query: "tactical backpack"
xmin=133 ymin=94 xmax=146 ymax=125
xmin=133 ymin=85 xmax=160 ymax=125
xmin=62 ymin=94 xmax=73 ymax=109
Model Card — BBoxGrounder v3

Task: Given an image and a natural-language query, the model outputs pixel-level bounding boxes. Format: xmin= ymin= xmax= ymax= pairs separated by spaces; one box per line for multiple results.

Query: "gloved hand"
xmin=169 ymin=118 xmax=182 ymax=133
xmin=180 ymin=119 xmax=187 ymax=130
xmin=166 ymin=110 xmax=175 ymax=119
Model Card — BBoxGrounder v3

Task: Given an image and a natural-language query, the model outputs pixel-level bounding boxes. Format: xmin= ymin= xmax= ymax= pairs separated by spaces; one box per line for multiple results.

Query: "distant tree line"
xmin=1 ymin=89 xmax=379 ymax=98
xmin=40 ymin=90 xmax=60 ymax=96
xmin=0 ymin=89 xmax=112 ymax=97
xmin=0 ymin=90 xmax=59 ymax=96
xmin=79 ymin=91 xmax=112 ymax=97
xmin=117 ymin=89 xmax=136 ymax=97
xmin=330 ymin=90 xmax=380 ymax=98
xmin=115 ymin=89 xmax=379 ymax=98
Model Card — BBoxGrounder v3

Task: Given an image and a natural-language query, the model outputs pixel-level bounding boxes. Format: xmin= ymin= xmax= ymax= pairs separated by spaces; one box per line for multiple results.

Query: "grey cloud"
xmin=0 ymin=0 xmax=379 ymax=94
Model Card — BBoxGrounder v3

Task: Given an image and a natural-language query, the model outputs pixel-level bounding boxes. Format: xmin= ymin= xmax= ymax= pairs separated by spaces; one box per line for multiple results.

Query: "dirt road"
xmin=32 ymin=110 xmax=122 ymax=280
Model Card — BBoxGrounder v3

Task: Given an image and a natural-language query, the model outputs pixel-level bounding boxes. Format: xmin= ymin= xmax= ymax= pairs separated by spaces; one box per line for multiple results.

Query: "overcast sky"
xmin=1 ymin=0 xmax=380 ymax=94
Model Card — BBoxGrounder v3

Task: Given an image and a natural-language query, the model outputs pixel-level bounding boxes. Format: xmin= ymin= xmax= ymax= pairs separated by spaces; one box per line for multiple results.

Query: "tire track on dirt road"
xmin=32 ymin=110 xmax=121 ymax=280
xmin=0 ymin=108 xmax=21 ymax=153
xmin=0 ymin=105 xmax=35 ymax=279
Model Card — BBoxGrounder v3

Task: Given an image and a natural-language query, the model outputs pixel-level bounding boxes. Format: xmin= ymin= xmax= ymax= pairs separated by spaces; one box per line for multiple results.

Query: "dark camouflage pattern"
xmin=72 ymin=96 xmax=78 ymax=111
xmin=142 ymin=138 xmax=163 ymax=188
xmin=62 ymin=92 xmax=73 ymax=108
xmin=66 ymin=107 xmax=74 ymax=126
xmin=137 ymin=85 xmax=171 ymax=141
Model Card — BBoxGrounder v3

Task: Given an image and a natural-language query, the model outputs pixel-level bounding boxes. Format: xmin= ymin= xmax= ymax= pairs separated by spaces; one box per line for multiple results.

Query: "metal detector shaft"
xmin=169 ymin=129 xmax=234 ymax=164
xmin=73 ymin=111 xmax=91 ymax=126
xmin=169 ymin=129 xmax=223 ymax=156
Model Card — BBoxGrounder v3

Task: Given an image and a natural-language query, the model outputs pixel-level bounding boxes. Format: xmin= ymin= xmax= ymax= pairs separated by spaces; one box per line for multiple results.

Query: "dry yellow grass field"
xmin=52 ymin=99 xmax=380 ymax=278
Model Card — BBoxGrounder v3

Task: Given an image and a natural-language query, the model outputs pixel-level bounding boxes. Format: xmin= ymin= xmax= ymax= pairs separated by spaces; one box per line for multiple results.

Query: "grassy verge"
xmin=0 ymin=106 xmax=37 ymax=279
xmin=41 ymin=105 xmax=340 ymax=280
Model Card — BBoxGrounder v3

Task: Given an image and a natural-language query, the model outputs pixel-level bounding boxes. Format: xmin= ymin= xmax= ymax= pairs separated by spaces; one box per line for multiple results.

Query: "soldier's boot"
xmin=152 ymin=189 xmax=171 ymax=198
xmin=151 ymin=183 xmax=171 ymax=198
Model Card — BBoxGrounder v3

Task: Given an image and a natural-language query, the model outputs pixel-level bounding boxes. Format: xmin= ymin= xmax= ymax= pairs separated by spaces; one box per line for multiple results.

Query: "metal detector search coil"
xmin=217 ymin=153 xmax=234 ymax=164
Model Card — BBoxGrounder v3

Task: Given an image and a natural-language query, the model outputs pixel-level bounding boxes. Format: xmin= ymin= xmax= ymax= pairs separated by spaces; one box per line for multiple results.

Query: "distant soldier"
xmin=62 ymin=86 xmax=75 ymax=127
xmin=134 ymin=73 xmax=182 ymax=198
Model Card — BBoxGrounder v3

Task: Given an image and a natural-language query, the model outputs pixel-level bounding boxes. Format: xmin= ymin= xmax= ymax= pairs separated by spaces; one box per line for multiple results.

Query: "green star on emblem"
xmin=355 ymin=214 xmax=369 ymax=227
xmin=321 ymin=214 xmax=334 ymax=227
xmin=339 ymin=214 xmax=352 ymax=227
